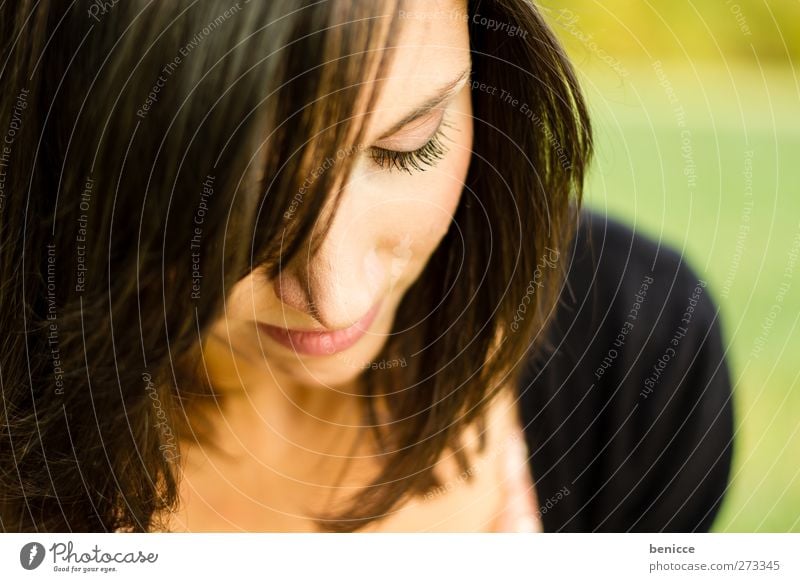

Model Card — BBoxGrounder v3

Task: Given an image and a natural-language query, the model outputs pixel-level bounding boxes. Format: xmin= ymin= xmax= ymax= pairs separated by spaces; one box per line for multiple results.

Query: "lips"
xmin=257 ymin=301 xmax=382 ymax=356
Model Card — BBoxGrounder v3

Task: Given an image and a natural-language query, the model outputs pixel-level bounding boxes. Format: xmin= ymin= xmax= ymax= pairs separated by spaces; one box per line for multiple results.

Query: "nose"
xmin=272 ymin=211 xmax=387 ymax=330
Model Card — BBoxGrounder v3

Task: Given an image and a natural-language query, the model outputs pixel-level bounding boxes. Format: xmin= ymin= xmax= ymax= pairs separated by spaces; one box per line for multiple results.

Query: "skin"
xmin=160 ymin=0 xmax=541 ymax=532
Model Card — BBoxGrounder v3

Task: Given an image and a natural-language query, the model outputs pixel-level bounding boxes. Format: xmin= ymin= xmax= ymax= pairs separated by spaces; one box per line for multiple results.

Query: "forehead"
xmin=364 ymin=1 xmax=471 ymax=131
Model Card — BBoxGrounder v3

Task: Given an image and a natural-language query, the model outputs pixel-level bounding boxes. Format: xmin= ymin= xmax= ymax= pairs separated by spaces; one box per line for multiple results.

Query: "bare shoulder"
xmin=366 ymin=385 xmax=537 ymax=531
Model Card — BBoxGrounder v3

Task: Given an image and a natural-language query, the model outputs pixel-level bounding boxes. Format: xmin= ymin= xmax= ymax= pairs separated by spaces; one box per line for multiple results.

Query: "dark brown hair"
xmin=0 ymin=0 xmax=591 ymax=532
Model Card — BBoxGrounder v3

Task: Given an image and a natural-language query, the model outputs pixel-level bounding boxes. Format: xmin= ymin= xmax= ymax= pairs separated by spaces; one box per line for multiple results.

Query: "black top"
xmin=518 ymin=211 xmax=735 ymax=532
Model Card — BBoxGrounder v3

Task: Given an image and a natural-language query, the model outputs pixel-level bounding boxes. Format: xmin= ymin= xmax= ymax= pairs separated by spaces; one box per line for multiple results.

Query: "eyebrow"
xmin=375 ymin=66 xmax=472 ymax=141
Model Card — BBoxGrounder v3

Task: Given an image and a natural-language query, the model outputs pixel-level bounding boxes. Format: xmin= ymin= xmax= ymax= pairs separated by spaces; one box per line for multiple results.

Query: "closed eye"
xmin=369 ymin=121 xmax=453 ymax=174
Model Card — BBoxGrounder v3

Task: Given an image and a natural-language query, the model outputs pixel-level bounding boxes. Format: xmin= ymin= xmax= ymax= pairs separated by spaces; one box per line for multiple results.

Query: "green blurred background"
xmin=540 ymin=1 xmax=799 ymax=531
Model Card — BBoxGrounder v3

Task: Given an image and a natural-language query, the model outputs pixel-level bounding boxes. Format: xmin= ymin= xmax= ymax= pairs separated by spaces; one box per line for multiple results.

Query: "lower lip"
xmin=258 ymin=302 xmax=382 ymax=356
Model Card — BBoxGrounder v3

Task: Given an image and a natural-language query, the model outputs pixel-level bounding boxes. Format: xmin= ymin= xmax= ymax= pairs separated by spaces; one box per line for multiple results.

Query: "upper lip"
xmin=259 ymin=298 xmax=384 ymax=336
xmin=261 ymin=310 xmax=373 ymax=334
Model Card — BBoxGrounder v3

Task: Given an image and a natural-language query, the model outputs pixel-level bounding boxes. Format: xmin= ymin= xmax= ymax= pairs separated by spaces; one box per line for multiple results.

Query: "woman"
xmin=0 ymin=0 xmax=732 ymax=532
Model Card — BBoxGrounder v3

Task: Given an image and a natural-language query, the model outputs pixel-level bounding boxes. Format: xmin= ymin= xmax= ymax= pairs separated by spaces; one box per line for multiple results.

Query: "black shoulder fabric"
xmin=517 ymin=211 xmax=735 ymax=532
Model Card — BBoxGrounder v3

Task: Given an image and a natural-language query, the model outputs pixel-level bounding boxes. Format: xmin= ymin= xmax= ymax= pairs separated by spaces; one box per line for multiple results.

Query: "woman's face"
xmin=206 ymin=1 xmax=472 ymax=390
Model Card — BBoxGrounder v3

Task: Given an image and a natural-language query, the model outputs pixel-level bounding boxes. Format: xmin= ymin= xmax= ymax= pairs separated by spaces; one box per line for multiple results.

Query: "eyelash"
xmin=369 ymin=121 xmax=453 ymax=174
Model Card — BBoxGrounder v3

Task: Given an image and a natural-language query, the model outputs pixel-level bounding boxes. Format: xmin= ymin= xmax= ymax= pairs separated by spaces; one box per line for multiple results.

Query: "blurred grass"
xmin=542 ymin=1 xmax=800 ymax=532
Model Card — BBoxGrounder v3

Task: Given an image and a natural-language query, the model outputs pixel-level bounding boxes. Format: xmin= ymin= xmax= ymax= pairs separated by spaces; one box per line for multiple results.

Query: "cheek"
xmin=405 ymin=174 xmax=463 ymax=264
xmin=401 ymin=91 xmax=473 ymax=265
xmin=363 ymin=92 xmax=471 ymax=258
xmin=213 ymin=270 xmax=277 ymax=329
